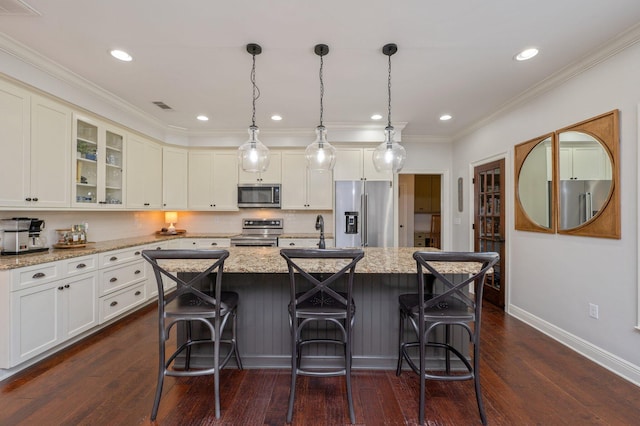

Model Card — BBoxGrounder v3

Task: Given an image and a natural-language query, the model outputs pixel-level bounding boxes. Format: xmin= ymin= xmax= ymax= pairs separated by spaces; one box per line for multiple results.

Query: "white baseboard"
xmin=508 ymin=304 xmax=640 ymax=387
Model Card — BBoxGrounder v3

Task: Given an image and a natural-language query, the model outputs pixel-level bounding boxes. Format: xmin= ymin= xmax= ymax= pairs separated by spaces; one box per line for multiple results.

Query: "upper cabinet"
xmin=126 ymin=134 xmax=162 ymax=209
xmin=414 ymin=175 xmax=441 ymax=213
xmin=162 ymin=146 xmax=188 ymax=210
xmin=188 ymin=150 xmax=238 ymax=211
xmin=333 ymin=148 xmax=392 ymax=181
xmin=238 ymin=151 xmax=281 ymax=184
xmin=0 ymin=81 xmax=72 ymax=208
xmin=281 ymin=151 xmax=333 ymax=210
xmin=515 ymin=110 xmax=620 ymax=239
xmin=72 ymin=115 xmax=125 ymax=208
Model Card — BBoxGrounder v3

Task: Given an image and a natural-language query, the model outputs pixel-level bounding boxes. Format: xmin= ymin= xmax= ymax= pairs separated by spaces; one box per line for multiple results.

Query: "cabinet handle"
xmin=33 ymin=272 xmax=46 ymax=279
xmin=289 ymin=242 xmax=295 ymax=246
xmin=76 ymin=263 xmax=86 ymax=269
xmin=134 ymin=270 xmax=141 ymax=274
xmin=32 ymin=197 xmax=38 ymax=202
xmin=58 ymin=286 xmax=64 ymax=290
xmin=211 ymin=242 xmax=217 ymax=246
xmin=25 ymin=197 xmax=32 ymax=201
xmin=156 ymin=246 xmax=162 ymax=250
xmin=135 ymin=291 xmax=141 ymax=296
xmin=110 ymin=256 xmax=118 ymax=261
xmin=192 ymin=242 xmax=197 ymax=245
xmin=64 ymin=284 xmax=70 ymax=288
xmin=110 ymin=277 xmax=118 ymax=283
xmin=135 ymin=251 xmax=141 ymax=255
xmin=144 ymin=203 xmax=150 ymax=206
xmin=110 ymin=301 xmax=118 ymax=307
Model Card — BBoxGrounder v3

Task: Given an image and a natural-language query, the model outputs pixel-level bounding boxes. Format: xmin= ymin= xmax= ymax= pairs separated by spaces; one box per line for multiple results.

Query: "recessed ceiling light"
xmin=271 ymin=115 xmax=283 ymax=121
xmin=515 ymin=48 xmax=539 ymax=61
xmin=371 ymin=114 xmax=383 ymax=120
xmin=196 ymin=115 xmax=209 ymax=121
xmin=110 ymin=49 xmax=132 ymax=62
xmin=440 ymin=114 xmax=452 ymax=121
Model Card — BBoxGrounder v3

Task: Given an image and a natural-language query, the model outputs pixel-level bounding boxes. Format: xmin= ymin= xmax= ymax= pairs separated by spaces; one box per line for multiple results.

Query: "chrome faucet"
xmin=315 ymin=214 xmax=326 ymax=249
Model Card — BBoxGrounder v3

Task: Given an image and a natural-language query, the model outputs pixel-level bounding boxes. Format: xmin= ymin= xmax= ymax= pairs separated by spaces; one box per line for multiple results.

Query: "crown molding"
xmin=452 ymin=22 xmax=640 ymax=142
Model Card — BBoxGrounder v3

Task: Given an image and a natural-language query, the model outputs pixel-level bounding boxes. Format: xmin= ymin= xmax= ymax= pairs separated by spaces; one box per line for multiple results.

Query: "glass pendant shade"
xmin=372 ymin=126 xmax=406 ymax=173
xmin=238 ymin=125 xmax=270 ymax=173
xmin=305 ymin=125 xmax=336 ymax=172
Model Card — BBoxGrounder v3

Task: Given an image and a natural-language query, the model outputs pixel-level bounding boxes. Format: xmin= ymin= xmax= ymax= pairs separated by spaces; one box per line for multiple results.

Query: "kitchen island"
xmin=160 ymin=246 xmax=473 ymax=370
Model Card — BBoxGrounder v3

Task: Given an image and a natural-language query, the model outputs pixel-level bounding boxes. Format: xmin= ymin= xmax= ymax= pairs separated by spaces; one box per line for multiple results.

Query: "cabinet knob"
xmin=134 ymin=270 xmax=141 ymax=274
xmin=32 ymin=197 xmax=38 ymax=202
xmin=135 ymin=251 xmax=141 ymax=255
xmin=110 ymin=301 xmax=118 ymax=307
xmin=135 ymin=291 xmax=141 ymax=296
xmin=76 ymin=263 xmax=86 ymax=269
xmin=64 ymin=284 xmax=70 ymax=288
xmin=110 ymin=256 xmax=118 ymax=261
xmin=110 ymin=277 xmax=118 ymax=283
xmin=33 ymin=272 xmax=46 ymax=279
xmin=25 ymin=197 xmax=32 ymax=201
xmin=211 ymin=242 xmax=217 ymax=246
xmin=58 ymin=286 xmax=64 ymax=291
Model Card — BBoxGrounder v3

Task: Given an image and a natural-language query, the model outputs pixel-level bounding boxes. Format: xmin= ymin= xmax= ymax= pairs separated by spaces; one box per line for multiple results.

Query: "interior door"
xmin=474 ymin=159 xmax=506 ymax=308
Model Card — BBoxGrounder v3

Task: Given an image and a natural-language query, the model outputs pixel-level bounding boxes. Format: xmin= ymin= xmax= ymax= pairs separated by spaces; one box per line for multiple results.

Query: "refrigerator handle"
xmin=361 ymin=192 xmax=368 ymax=247
xmin=585 ymin=192 xmax=593 ymax=221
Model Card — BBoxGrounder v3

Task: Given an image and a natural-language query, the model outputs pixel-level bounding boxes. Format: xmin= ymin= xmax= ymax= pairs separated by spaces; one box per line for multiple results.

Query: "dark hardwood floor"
xmin=1 ymin=302 xmax=639 ymax=425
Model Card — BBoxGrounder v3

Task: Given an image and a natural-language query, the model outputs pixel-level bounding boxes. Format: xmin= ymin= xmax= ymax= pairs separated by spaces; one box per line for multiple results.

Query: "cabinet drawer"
xmin=278 ymin=238 xmax=334 ymax=248
xmin=99 ymin=282 xmax=146 ymax=324
xmin=99 ymin=247 xmax=144 ymax=268
xmin=99 ymin=260 xmax=146 ymax=296
xmin=64 ymin=255 xmax=98 ymax=276
xmin=179 ymin=238 xmax=231 ymax=249
xmin=11 ymin=262 xmax=60 ymax=291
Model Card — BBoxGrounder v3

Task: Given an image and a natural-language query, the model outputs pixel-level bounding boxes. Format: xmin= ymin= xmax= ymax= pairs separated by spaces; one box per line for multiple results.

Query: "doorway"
xmin=398 ymin=174 xmax=441 ymax=248
xmin=473 ymin=159 xmax=506 ymax=308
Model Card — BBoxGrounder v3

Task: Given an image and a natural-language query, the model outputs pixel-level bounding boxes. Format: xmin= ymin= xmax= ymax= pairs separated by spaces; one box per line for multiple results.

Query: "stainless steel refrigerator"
xmin=334 ymin=180 xmax=393 ymax=247
xmin=559 ymin=179 xmax=611 ymax=229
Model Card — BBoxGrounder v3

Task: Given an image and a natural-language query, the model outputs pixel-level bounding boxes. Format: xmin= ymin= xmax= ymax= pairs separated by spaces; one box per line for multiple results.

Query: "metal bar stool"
xmin=280 ymin=248 xmax=365 ymax=424
xmin=142 ymin=249 xmax=242 ymax=421
xmin=396 ymin=251 xmax=499 ymax=425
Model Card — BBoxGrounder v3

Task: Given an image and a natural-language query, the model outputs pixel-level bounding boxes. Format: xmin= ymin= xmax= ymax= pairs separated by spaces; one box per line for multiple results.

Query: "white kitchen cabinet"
xmin=333 ymin=147 xmax=392 ymax=181
xmin=281 ymin=151 xmax=333 ymax=210
xmin=10 ymin=271 xmax=98 ymax=366
xmin=559 ymin=144 xmax=612 ymax=181
xmin=126 ymin=134 xmax=163 ymax=209
xmin=72 ymin=115 xmax=125 ymax=208
xmin=238 ymin=151 xmax=282 ymax=184
xmin=162 ymin=146 xmax=188 ymax=210
xmin=278 ymin=237 xmax=334 ymax=248
xmin=178 ymin=238 xmax=231 ymax=249
xmin=188 ymin=150 xmax=239 ymax=210
xmin=0 ymin=81 xmax=72 ymax=208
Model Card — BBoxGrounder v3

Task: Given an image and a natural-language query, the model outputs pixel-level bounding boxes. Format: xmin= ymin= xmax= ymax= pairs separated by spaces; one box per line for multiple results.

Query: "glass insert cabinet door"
xmin=73 ymin=115 xmax=124 ymax=207
xmin=474 ymin=159 xmax=506 ymax=308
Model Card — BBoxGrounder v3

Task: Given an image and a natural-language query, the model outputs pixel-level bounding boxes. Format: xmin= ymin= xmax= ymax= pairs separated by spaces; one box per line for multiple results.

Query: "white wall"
xmin=451 ymin=41 xmax=640 ymax=383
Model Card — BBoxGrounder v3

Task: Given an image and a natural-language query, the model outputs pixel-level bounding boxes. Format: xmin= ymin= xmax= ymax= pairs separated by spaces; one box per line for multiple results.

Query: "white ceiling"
xmin=2 ymin=0 xmax=640 ymax=140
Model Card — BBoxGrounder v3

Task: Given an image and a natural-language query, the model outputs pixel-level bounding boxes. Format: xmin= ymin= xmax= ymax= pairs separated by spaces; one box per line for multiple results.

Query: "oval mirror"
xmin=558 ymin=131 xmax=612 ymax=230
xmin=517 ymin=136 xmax=553 ymax=229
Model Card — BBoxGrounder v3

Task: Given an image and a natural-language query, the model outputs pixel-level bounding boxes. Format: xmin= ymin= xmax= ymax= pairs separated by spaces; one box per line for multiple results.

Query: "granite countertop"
xmin=278 ymin=233 xmax=334 ymax=239
xmin=0 ymin=234 xmax=478 ymax=275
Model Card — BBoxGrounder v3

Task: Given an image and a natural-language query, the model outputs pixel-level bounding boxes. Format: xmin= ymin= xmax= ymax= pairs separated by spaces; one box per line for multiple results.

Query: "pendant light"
xmin=305 ymin=44 xmax=337 ymax=172
xmin=238 ymin=43 xmax=270 ymax=173
xmin=372 ymin=43 xmax=406 ymax=173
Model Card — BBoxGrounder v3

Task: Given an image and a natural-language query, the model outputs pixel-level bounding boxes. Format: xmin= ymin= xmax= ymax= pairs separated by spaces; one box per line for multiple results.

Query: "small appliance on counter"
xmin=1 ymin=217 xmax=48 ymax=255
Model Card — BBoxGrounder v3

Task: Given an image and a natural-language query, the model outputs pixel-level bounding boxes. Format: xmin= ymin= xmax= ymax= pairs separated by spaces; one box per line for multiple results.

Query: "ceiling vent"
xmin=152 ymin=101 xmax=173 ymax=110
xmin=0 ymin=0 xmax=40 ymax=16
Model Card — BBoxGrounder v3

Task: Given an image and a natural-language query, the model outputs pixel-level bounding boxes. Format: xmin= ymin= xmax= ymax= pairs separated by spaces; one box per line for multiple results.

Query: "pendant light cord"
xmin=251 ymin=52 xmax=261 ymax=128
xmin=319 ymin=53 xmax=324 ymax=127
xmin=387 ymin=52 xmax=392 ymax=129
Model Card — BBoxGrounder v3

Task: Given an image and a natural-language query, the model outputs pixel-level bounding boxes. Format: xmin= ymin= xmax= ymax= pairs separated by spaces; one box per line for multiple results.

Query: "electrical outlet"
xmin=589 ymin=303 xmax=599 ymax=319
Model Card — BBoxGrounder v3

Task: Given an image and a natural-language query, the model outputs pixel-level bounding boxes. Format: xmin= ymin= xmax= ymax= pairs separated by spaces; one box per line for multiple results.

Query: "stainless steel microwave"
xmin=237 ymin=184 xmax=281 ymax=208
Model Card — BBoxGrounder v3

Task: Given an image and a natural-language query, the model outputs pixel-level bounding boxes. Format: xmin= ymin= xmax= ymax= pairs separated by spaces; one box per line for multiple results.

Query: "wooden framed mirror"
xmin=515 ymin=133 xmax=555 ymax=233
xmin=514 ymin=110 xmax=620 ymax=239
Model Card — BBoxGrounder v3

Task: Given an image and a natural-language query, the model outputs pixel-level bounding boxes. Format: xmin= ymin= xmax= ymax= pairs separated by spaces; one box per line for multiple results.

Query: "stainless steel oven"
xmin=230 ymin=218 xmax=283 ymax=247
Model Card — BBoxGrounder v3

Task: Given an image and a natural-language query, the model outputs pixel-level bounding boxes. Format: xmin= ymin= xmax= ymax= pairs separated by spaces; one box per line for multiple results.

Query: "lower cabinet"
xmin=99 ymin=282 xmax=146 ymax=324
xmin=278 ymin=237 xmax=334 ymax=248
xmin=10 ymin=271 xmax=98 ymax=366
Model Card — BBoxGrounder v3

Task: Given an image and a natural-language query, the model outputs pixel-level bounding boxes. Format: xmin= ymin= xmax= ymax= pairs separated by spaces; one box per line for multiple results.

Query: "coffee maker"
xmin=1 ymin=218 xmax=48 ymax=255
